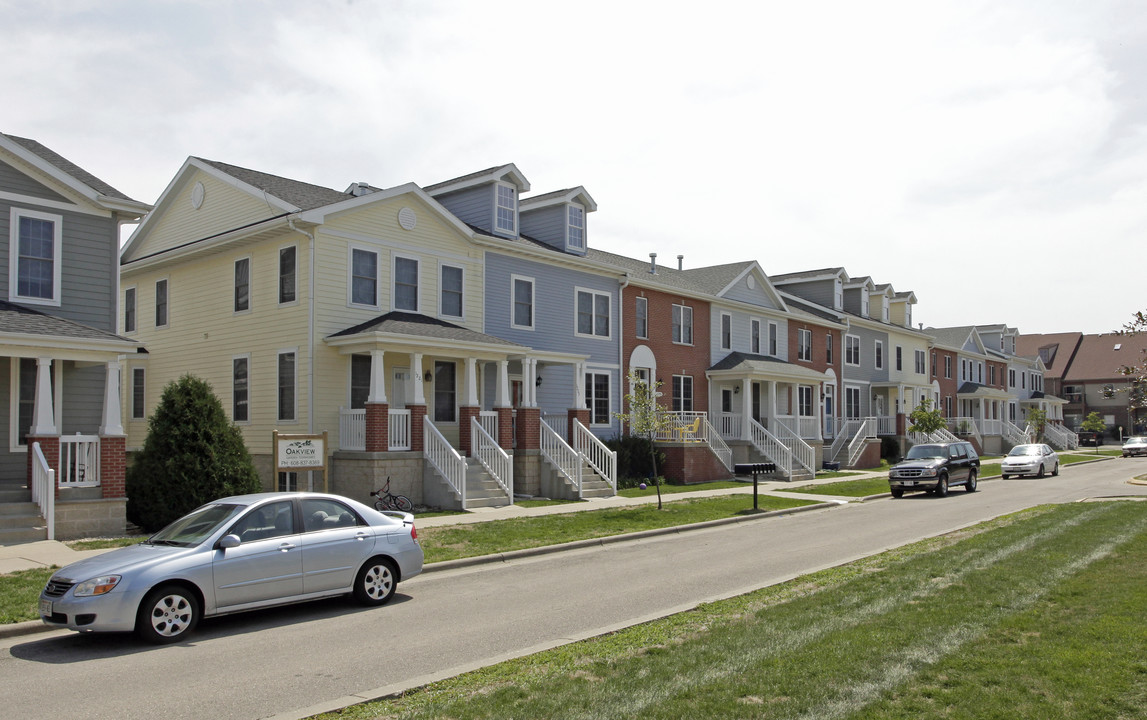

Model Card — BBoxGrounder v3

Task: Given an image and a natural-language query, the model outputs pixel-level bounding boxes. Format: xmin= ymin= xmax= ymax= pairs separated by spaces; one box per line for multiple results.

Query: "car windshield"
xmin=1008 ymin=446 xmax=1041 ymax=456
xmin=905 ymin=445 xmax=945 ymax=460
xmin=148 ymin=503 xmax=245 ymax=547
xmin=1125 ymin=437 xmax=1146 ymax=444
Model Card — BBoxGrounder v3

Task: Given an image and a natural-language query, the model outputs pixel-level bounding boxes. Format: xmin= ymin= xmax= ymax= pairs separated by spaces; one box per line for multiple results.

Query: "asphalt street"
xmin=2 ymin=458 xmax=1144 ymax=720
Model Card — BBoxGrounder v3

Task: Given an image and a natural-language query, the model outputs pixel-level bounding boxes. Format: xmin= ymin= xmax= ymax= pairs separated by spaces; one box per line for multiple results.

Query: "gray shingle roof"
xmin=328 ymin=311 xmax=526 ymax=348
xmin=585 ymin=249 xmax=735 ymax=295
xmin=927 ymin=326 xmax=976 ymax=350
xmin=196 ymin=158 xmax=351 ymax=211
xmin=771 ymin=267 xmax=845 ymax=282
xmin=2 ymin=133 xmax=138 ymax=203
xmin=0 ymin=300 xmax=135 ymax=344
xmin=423 ymin=165 xmax=505 ymax=193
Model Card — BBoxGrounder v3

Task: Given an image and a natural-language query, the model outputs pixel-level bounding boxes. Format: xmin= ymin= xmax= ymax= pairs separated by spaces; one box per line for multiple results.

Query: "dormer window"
xmin=567 ymin=204 xmax=585 ymax=250
xmin=495 ymin=183 xmax=517 ymax=234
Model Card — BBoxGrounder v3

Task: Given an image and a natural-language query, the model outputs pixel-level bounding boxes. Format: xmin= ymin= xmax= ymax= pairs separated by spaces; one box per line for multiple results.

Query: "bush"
xmin=880 ymin=436 xmax=901 ymax=461
xmin=127 ymin=375 xmax=262 ymax=532
xmin=605 ymin=434 xmax=666 ymax=484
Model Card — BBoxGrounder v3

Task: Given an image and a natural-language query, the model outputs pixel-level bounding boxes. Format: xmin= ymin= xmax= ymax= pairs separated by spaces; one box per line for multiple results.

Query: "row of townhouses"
xmin=0 ymin=133 xmax=1092 ymax=538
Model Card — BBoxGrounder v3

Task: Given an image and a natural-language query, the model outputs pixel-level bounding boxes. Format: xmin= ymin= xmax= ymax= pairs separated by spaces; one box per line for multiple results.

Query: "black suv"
xmin=888 ymin=441 xmax=980 ymax=498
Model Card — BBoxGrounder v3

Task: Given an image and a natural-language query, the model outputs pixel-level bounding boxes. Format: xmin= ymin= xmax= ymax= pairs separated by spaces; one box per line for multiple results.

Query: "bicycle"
xmin=370 ymin=477 xmax=413 ymax=512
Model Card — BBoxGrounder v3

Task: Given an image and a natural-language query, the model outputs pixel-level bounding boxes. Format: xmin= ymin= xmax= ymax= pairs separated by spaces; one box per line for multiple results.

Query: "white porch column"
xmin=31 ymin=357 xmax=56 ymax=436
xmin=526 ymin=358 xmax=537 ymax=408
xmin=99 ymin=359 xmax=124 ymax=436
xmin=368 ymin=349 xmax=387 ymax=404
xmin=768 ymin=380 xmax=778 ymax=427
xmin=740 ymin=377 xmax=752 ymax=441
xmin=410 ymin=352 xmax=426 ymax=405
xmin=465 ymin=357 xmax=479 ymax=406
xmin=814 ymin=383 xmax=823 ymax=442
xmin=573 ymin=362 xmax=586 ymax=407
xmin=496 ymin=359 xmax=511 ymax=407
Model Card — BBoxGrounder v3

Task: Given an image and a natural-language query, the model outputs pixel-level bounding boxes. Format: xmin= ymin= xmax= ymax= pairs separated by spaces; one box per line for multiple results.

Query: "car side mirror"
xmin=218 ymin=534 xmax=241 ymax=550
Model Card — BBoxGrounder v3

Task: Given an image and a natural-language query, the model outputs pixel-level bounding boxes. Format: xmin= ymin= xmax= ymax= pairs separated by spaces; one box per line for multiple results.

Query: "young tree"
xmin=1081 ymin=411 xmax=1106 ymax=453
xmin=907 ymin=397 xmax=946 ymax=436
xmin=1026 ymin=408 xmax=1048 ymax=442
xmin=613 ymin=371 xmax=675 ymax=509
xmin=127 ymin=374 xmax=262 ymax=532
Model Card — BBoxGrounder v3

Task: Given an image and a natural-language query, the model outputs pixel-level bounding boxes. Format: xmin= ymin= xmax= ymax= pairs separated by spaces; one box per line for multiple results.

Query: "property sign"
xmin=273 ymin=431 xmax=328 ymax=491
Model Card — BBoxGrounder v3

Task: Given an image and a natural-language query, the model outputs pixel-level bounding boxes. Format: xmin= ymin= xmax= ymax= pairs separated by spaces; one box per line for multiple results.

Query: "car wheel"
xmin=1052 ymin=462 xmax=1059 ymax=476
xmin=936 ymin=474 xmax=949 ymax=497
xmin=136 ymin=584 xmax=199 ymax=644
xmin=1001 ymin=474 xmax=1009 ymax=479
xmin=965 ymin=470 xmax=977 ymax=492
xmin=354 ymin=557 xmax=398 ymax=606
xmin=890 ymin=488 xmax=904 ymax=498
xmin=1037 ymin=463 xmax=1045 ymax=478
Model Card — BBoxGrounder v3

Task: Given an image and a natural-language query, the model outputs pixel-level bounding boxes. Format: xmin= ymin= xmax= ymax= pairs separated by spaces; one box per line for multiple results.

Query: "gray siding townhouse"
xmin=0 ymin=132 xmax=149 ymax=540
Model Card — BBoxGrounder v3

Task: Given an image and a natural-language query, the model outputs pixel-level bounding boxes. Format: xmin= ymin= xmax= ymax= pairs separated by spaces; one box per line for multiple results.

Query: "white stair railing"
xmin=829 ymin=419 xmax=861 ymax=463
xmin=949 ymin=416 xmax=982 ymax=447
xmin=771 ymin=418 xmax=816 ymax=477
xmin=1001 ymin=419 xmax=1028 ymax=446
xmin=424 ymin=416 xmax=466 ymax=507
xmin=573 ymin=420 xmax=617 ymax=492
xmin=848 ymin=417 xmax=877 ymax=466
xmin=31 ymin=442 xmax=55 ymax=541
xmin=471 ymin=417 xmax=513 ymax=505
xmin=1042 ymin=422 xmax=1078 ymax=450
xmin=748 ymin=418 xmax=792 ymax=478
xmin=700 ymin=416 xmax=734 ymax=471
xmin=541 ymin=419 xmax=582 ymax=497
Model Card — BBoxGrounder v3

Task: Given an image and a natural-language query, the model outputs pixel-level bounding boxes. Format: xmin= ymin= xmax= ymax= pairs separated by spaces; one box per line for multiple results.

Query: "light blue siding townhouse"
xmin=424 ymin=165 xmax=622 ymax=498
xmin=975 ymin=324 xmax=1071 ymax=449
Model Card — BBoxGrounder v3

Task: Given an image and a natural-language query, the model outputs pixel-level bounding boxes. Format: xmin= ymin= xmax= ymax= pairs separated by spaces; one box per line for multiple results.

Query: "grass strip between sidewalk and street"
xmin=315 ymin=501 xmax=1147 ymax=720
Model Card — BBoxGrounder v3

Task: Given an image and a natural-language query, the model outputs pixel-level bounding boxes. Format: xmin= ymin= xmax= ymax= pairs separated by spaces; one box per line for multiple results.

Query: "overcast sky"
xmin=5 ymin=0 xmax=1146 ymax=335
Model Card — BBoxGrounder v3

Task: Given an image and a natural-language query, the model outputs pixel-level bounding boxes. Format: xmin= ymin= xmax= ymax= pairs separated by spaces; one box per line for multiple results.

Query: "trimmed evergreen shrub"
xmin=126 ymin=374 xmax=262 ymax=532
xmin=605 ymin=434 xmax=666 ymax=485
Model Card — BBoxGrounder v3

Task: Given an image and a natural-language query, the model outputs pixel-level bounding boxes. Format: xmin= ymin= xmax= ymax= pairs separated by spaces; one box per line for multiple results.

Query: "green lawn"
xmin=617 ymin=480 xmax=746 ymax=498
xmin=777 ymin=476 xmax=890 ymax=497
xmin=315 ymin=501 xmax=1147 ymax=720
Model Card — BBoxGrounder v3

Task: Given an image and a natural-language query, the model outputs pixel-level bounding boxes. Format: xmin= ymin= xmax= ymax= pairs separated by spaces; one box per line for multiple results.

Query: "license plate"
xmin=39 ymin=598 xmax=52 ymax=617
xmin=903 ymin=481 xmax=917 ymax=486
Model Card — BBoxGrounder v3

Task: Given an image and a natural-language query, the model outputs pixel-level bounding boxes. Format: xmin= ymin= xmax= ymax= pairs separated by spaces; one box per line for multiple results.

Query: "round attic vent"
xmin=190 ymin=181 xmax=205 ymax=210
xmin=398 ymin=207 xmax=417 ymax=230
xmin=747 ymin=275 xmax=756 ymax=290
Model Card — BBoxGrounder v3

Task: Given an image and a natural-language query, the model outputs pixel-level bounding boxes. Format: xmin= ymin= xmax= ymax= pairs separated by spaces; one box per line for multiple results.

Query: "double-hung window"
xmin=277 ymin=350 xmax=296 ymax=422
xmin=512 ymin=276 xmax=534 ymax=329
xmin=720 ymin=313 xmax=732 ymax=350
xmin=751 ymin=319 xmax=761 ymax=354
xmin=495 ymin=183 xmax=516 ymax=234
xmin=945 ymin=356 xmax=952 ymax=379
xmin=845 ymin=386 xmax=862 ymax=419
xmin=895 ymin=346 xmax=903 ymax=372
xmin=768 ymin=322 xmax=778 ymax=356
xmin=634 ymin=296 xmax=648 ymax=339
xmin=576 ymin=289 xmax=610 ymax=338
xmin=672 ymin=304 xmax=693 ymax=344
xmin=672 ymin=375 xmax=693 ymax=412
xmin=124 ymin=287 xmax=136 ymax=333
xmin=826 ymin=334 xmax=834 ymax=364
xmin=234 ymin=258 xmax=250 ymax=312
xmin=916 ymin=349 xmax=926 ymax=375
xmin=350 ymin=248 xmax=378 ymax=306
xmin=798 ymin=329 xmax=812 ymax=361
xmin=279 ymin=246 xmax=297 ymax=304
xmin=9 ymin=208 xmax=62 ymax=305
xmin=232 ymin=357 xmax=249 ymax=422
xmin=584 ymin=372 xmax=610 ymax=425
xmin=567 ymin=204 xmax=585 ymax=250
xmin=393 ymin=256 xmax=419 ymax=311
xmin=131 ymin=367 xmax=146 ymax=421
xmin=845 ymin=335 xmax=860 ymax=366
xmin=875 ymin=341 xmax=884 ymax=370
xmin=155 ymin=279 xmax=168 ymax=327
xmin=440 ymin=264 xmax=463 ymax=318
xmin=798 ymin=386 xmax=814 ymax=417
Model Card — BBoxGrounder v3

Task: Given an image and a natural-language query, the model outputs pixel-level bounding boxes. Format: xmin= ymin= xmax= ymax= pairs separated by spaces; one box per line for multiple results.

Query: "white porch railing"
xmin=717 ymin=412 xmax=743 ymax=441
xmin=949 ymin=417 xmax=982 ymax=447
xmin=389 ymin=410 xmax=411 ymax=450
xmin=748 ymin=418 xmax=792 ymax=478
xmin=654 ymin=411 xmax=709 ymax=442
xmin=1002 ymin=420 xmax=1029 ymax=446
xmin=1043 ymin=422 xmax=1078 ymax=451
xmin=471 ymin=417 xmax=513 ymax=504
xmin=775 ymin=415 xmax=820 ymax=441
xmin=59 ymin=434 xmax=99 ymax=487
xmin=541 ymin=418 xmax=582 ymax=496
xmin=338 ymin=408 xmax=412 ymax=451
xmin=824 ymin=415 xmax=839 ymax=439
xmin=874 ymin=416 xmax=897 ymax=436
xmin=542 ymin=414 xmax=569 ymax=441
xmin=573 ymin=420 xmax=617 ymax=492
xmin=848 ymin=417 xmax=878 ymax=466
xmin=701 ymin=415 xmax=734 ymax=471
xmin=478 ymin=411 xmax=498 ymax=440
xmin=31 ymin=442 xmax=55 ymax=541
xmin=828 ymin=419 xmax=861 ymax=463
xmin=772 ymin=419 xmax=816 ymax=477
xmin=978 ymin=418 xmax=1002 ymax=437
xmin=424 ymin=416 xmax=466 ymax=507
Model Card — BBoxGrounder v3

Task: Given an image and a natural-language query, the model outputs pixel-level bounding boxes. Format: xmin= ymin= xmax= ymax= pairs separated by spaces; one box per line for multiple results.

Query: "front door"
xmin=752 ymin=382 xmax=763 ymax=424
xmin=824 ymin=385 xmax=835 ymax=436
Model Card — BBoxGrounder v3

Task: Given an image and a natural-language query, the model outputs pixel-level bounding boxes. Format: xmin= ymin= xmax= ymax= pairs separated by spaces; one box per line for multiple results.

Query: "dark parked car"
xmin=1077 ymin=431 xmax=1102 ymax=447
xmin=888 ymin=442 xmax=980 ymax=498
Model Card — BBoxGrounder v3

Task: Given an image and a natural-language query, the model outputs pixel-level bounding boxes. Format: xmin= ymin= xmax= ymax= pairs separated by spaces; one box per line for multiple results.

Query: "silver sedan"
xmin=1000 ymin=443 xmax=1060 ymax=479
xmin=39 ymin=492 xmax=423 ymax=643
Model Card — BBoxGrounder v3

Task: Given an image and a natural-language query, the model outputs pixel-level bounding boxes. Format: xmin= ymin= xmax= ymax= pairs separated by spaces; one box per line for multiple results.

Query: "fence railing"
xmin=654 ymin=411 xmax=709 ymax=442
xmin=424 ymin=416 xmax=466 ymax=507
xmin=573 ymin=420 xmax=617 ymax=492
xmin=59 ymin=434 xmax=99 ymax=487
xmin=472 ymin=417 xmax=512 ymax=504
xmin=540 ymin=419 xmax=582 ymax=496
xmin=774 ymin=415 xmax=820 ymax=440
xmin=716 ymin=412 xmax=743 ymax=440
xmin=31 ymin=442 xmax=54 ymax=541
xmin=389 ymin=410 xmax=411 ymax=450
xmin=339 ymin=408 xmax=412 ymax=451
xmin=874 ymin=416 xmax=897 ymax=436
xmin=978 ymin=418 xmax=1002 ymax=437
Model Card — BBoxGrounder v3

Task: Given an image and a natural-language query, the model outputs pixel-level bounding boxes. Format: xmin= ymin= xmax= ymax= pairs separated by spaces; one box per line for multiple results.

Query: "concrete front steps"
xmin=464 ymin=460 xmax=512 ymax=509
xmin=0 ymin=484 xmax=47 ymax=544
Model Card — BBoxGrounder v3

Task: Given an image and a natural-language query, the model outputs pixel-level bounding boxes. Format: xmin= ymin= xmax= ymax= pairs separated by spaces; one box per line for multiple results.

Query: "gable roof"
xmin=927 ymin=326 xmax=987 ymax=355
xmin=771 ymin=267 xmax=848 ymax=284
xmin=0 ymin=132 xmax=150 ymax=217
xmin=519 ymin=186 xmax=598 ymax=213
xmin=1062 ymin=333 xmax=1147 ymax=383
xmin=424 ymin=163 xmax=530 ymax=195
xmin=0 ymin=300 xmax=141 ymax=357
xmin=194 ymin=158 xmax=352 ymax=211
xmin=1015 ymin=332 xmax=1082 ymax=380
xmin=328 ymin=311 xmax=526 ymax=349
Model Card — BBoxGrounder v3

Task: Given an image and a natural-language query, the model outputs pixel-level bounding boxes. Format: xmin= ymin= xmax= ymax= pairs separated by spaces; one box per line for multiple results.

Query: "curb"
xmin=0 ymin=619 xmax=50 ymax=641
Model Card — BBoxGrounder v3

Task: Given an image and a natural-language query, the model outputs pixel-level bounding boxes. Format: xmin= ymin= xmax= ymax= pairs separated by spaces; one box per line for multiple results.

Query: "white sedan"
xmin=1001 ymin=444 xmax=1060 ymax=479
xmin=1122 ymin=436 xmax=1147 ymax=457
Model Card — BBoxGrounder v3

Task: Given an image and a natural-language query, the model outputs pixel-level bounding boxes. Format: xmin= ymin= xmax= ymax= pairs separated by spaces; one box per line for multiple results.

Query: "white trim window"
xmin=232 ymin=356 xmax=250 ymax=423
xmin=123 ymin=286 xmax=136 ymax=334
xmin=1009 ymin=368 xmax=1016 ymax=388
xmin=875 ymin=341 xmax=884 ymax=370
xmin=567 ymin=203 xmax=585 ymax=250
xmin=845 ymin=334 xmax=861 ymax=366
xmin=672 ymin=375 xmax=693 ymax=412
xmin=9 ymin=208 xmax=62 ymax=306
xmin=576 ymin=289 xmax=611 ymax=339
xmin=349 ymin=247 xmax=379 ymax=307
xmin=279 ymin=245 xmax=297 ymax=305
xmin=672 ymin=304 xmax=693 ymax=345
xmin=11 ymin=358 xmax=59 ymax=450
xmin=751 ymin=319 xmax=761 ymax=354
xmin=234 ymin=257 xmax=251 ymax=313
xmin=945 ymin=355 xmax=953 ymax=379
xmin=826 ymin=333 xmax=833 ymax=365
xmin=635 ymin=296 xmax=648 ymax=339
xmin=495 ymin=183 xmax=517 ymax=234
xmin=720 ymin=312 xmax=732 ymax=350
xmin=895 ymin=345 xmax=903 ymax=372
xmin=440 ymin=263 xmax=464 ymax=319
xmin=798 ymin=385 xmax=814 ymax=416
xmin=798 ymin=328 xmax=812 ymax=362
xmin=845 ymin=386 xmax=862 ymax=419
xmin=131 ymin=366 xmax=146 ymax=421
xmin=392 ymin=255 xmax=419 ymax=312
xmin=350 ymin=354 xmax=371 ymax=409
xmin=512 ymin=275 xmax=534 ymax=330
xmin=915 ymin=349 xmax=926 ymax=375
xmin=277 ymin=349 xmax=297 ymax=422
xmin=155 ymin=278 xmax=169 ymax=328
xmin=768 ymin=321 xmax=779 ymax=356
xmin=584 ymin=371 xmax=610 ymax=425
